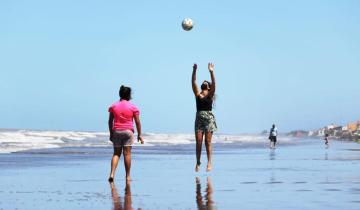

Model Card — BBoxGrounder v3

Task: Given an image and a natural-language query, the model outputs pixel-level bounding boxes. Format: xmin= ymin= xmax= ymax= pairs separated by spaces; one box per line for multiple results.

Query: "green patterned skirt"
xmin=195 ymin=111 xmax=217 ymax=133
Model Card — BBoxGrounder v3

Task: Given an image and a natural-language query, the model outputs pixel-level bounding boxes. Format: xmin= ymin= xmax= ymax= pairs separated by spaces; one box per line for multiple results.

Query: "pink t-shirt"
xmin=108 ymin=100 xmax=140 ymax=132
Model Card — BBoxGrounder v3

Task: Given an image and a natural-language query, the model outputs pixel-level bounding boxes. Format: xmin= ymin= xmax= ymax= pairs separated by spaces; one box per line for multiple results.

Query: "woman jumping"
xmin=192 ymin=63 xmax=217 ymax=172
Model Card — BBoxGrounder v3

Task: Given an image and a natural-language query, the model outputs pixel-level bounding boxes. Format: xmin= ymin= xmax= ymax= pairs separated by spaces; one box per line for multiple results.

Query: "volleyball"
xmin=182 ymin=18 xmax=194 ymax=31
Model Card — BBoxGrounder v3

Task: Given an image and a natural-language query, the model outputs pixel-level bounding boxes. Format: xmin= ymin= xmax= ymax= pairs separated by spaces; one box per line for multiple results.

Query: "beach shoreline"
xmin=1 ymin=138 xmax=360 ymax=209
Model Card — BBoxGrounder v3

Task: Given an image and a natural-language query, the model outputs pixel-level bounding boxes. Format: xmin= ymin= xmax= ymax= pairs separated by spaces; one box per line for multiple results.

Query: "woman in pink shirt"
xmin=108 ymin=85 xmax=144 ymax=182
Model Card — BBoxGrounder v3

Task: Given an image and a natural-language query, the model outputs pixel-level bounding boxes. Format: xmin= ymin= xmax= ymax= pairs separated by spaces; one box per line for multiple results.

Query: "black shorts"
xmin=269 ymin=136 xmax=277 ymax=142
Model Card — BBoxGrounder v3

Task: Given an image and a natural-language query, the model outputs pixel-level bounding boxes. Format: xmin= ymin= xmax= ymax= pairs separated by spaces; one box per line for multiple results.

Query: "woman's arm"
xmin=208 ymin=62 xmax=216 ymax=97
xmin=108 ymin=113 xmax=114 ymax=140
xmin=134 ymin=115 xmax=144 ymax=144
xmin=192 ymin=63 xmax=200 ymax=96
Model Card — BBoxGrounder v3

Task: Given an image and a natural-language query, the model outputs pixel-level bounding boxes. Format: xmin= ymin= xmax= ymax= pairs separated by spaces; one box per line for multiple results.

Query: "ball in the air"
xmin=182 ymin=18 xmax=194 ymax=31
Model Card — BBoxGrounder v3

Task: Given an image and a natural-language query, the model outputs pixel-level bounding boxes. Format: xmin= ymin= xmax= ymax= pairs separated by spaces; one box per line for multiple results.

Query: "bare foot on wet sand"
xmin=206 ymin=163 xmax=212 ymax=172
xmin=195 ymin=164 xmax=200 ymax=172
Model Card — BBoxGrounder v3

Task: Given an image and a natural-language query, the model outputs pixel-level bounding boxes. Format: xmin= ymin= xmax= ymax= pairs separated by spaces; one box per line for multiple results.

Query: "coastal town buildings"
xmin=290 ymin=119 xmax=360 ymax=141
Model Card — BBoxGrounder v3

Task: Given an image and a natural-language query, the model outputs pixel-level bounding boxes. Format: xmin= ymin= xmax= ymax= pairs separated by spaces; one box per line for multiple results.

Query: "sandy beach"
xmin=1 ymin=137 xmax=360 ymax=210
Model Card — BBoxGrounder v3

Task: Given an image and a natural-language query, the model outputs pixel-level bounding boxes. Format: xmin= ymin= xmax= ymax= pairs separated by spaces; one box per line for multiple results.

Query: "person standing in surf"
xmin=192 ymin=63 xmax=217 ymax=172
xmin=108 ymin=85 xmax=144 ymax=182
xmin=324 ymin=133 xmax=329 ymax=145
xmin=269 ymin=124 xmax=278 ymax=149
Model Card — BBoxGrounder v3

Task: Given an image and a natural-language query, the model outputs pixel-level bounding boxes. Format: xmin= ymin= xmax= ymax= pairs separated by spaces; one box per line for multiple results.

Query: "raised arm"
xmin=208 ymin=62 xmax=216 ymax=97
xmin=192 ymin=63 xmax=200 ymax=96
xmin=108 ymin=112 xmax=114 ymax=140
xmin=134 ymin=114 xmax=144 ymax=144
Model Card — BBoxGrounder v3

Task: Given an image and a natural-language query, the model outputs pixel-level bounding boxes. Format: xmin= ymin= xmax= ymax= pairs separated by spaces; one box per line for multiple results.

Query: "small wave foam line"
xmin=0 ymin=130 xmax=293 ymax=153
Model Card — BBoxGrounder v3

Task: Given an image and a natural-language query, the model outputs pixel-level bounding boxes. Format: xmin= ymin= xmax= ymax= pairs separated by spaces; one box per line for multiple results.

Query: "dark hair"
xmin=201 ymin=80 xmax=211 ymax=90
xmin=119 ymin=85 xmax=132 ymax=100
xmin=201 ymin=80 xmax=217 ymax=106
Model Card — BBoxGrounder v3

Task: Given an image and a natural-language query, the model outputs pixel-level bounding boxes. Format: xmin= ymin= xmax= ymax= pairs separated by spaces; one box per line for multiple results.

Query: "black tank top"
xmin=196 ymin=95 xmax=213 ymax=111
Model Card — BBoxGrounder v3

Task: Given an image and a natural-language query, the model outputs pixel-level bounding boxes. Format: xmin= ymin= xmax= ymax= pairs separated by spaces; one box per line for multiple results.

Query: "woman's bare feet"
xmin=195 ymin=164 xmax=200 ymax=172
xmin=206 ymin=162 xmax=212 ymax=172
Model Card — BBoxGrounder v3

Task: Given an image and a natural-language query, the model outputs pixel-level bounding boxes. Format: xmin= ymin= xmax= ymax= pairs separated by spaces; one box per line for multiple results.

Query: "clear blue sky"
xmin=1 ymin=0 xmax=359 ymax=133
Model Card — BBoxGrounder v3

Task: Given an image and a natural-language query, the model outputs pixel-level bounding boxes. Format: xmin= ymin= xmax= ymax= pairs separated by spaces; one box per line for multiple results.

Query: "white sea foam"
xmin=0 ymin=130 xmax=109 ymax=153
xmin=0 ymin=130 xmax=294 ymax=153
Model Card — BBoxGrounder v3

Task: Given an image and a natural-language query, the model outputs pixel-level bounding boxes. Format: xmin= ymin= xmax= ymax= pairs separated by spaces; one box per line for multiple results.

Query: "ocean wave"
xmin=0 ymin=130 xmax=294 ymax=153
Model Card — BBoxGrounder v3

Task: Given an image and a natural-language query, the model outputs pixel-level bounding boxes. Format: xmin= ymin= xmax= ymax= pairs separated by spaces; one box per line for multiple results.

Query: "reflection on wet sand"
xmin=269 ymin=150 xmax=276 ymax=160
xmin=324 ymin=151 xmax=328 ymax=160
xmin=196 ymin=177 xmax=216 ymax=210
xmin=110 ymin=180 xmax=139 ymax=210
xmin=268 ymin=151 xmax=282 ymax=184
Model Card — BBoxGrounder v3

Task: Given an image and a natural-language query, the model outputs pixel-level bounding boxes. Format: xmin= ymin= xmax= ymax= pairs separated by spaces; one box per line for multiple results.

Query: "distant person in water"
xmin=192 ymin=63 xmax=217 ymax=172
xmin=269 ymin=124 xmax=278 ymax=149
xmin=108 ymin=85 xmax=144 ymax=182
xmin=324 ymin=133 xmax=329 ymax=145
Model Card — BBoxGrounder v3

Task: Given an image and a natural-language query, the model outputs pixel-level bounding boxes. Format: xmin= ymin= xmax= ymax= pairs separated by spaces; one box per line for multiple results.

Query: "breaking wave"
xmin=0 ymin=130 xmax=294 ymax=153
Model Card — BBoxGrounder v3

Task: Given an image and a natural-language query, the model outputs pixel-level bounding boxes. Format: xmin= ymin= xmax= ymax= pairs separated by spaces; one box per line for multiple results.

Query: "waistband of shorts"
xmin=113 ymin=129 xmax=134 ymax=133
xmin=196 ymin=110 xmax=213 ymax=114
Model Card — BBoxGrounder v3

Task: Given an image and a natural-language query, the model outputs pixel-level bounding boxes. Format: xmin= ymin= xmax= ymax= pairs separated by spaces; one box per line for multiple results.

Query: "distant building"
xmin=308 ymin=131 xmax=314 ymax=136
xmin=342 ymin=126 xmax=348 ymax=131
xmin=287 ymin=130 xmax=308 ymax=137
xmin=333 ymin=126 xmax=342 ymax=137
xmin=348 ymin=123 xmax=358 ymax=132
xmin=318 ymin=128 xmax=326 ymax=136
xmin=327 ymin=124 xmax=335 ymax=130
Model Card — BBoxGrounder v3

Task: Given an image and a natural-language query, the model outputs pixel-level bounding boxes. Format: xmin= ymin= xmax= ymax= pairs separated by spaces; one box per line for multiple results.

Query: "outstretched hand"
xmin=208 ymin=62 xmax=214 ymax=72
xmin=193 ymin=63 xmax=197 ymax=71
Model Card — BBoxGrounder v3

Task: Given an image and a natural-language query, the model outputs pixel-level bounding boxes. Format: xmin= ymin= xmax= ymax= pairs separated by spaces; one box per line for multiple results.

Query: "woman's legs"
xmin=109 ymin=146 xmax=123 ymax=181
xmin=123 ymin=146 xmax=132 ymax=180
xmin=205 ymin=132 xmax=213 ymax=171
xmin=195 ymin=131 xmax=204 ymax=172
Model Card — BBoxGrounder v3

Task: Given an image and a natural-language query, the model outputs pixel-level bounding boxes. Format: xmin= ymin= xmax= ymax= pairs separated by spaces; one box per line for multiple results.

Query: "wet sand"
xmin=0 ymin=139 xmax=360 ymax=209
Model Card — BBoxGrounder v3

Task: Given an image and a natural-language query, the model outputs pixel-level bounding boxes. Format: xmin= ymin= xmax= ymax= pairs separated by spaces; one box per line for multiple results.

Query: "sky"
xmin=0 ymin=0 xmax=360 ymax=133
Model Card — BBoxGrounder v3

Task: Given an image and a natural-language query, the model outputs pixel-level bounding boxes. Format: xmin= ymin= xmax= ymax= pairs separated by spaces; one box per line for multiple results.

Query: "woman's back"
xmin=109 ymin=100 xmax=139 ymax=132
